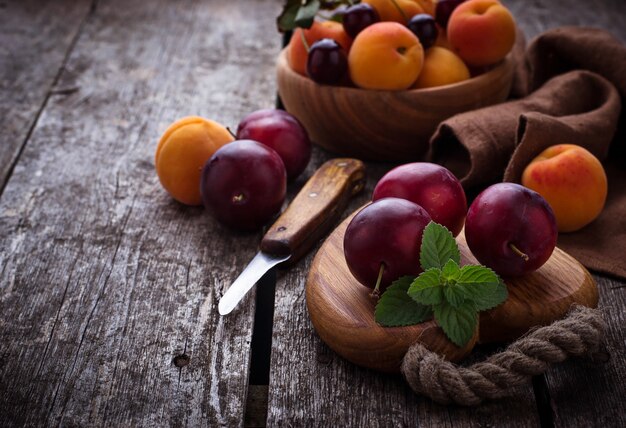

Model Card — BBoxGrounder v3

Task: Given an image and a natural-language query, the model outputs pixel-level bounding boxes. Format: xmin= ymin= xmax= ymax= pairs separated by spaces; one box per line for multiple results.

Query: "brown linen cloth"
xmin=429 ymin=27 xmax=626 ymax=279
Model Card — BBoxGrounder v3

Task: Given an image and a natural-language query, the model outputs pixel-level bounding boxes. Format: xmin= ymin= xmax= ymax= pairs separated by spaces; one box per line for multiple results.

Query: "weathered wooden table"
xmin=1 ymin=0 xmax=624 ymax=426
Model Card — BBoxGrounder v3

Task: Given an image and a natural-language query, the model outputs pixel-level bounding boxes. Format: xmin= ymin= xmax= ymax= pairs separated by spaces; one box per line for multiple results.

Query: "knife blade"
xmin=218 ymin=158 xmax=365 ymax=315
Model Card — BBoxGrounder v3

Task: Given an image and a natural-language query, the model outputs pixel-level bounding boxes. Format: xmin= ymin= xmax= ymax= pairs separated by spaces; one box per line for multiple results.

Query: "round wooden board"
xmin=306 ymin=209 xmax=599 ymax=373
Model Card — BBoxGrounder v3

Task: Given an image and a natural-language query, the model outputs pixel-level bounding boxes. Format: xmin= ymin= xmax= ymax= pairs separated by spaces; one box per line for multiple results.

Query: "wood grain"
xmin=0 ymin=0 xmax=93 ymax=191
xmin=276 ymin=49 xmax=513 ymax=161
xmin=0 ymin=0 xmax=281 ymax=426
xmin=547 ymin=275 xmax=626 ymax=428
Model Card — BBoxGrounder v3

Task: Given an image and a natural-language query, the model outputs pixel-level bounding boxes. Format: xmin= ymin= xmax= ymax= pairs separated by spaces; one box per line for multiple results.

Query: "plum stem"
xmin=390 ymin=0 xmax=409 ymax=22
xmin=299 ymin=29 xmax=310 ymax=53
xmin=226 ymin=126 xmax=237 ymax=139
xmin=371 ymin=263 xmax=385 ymax=299
xmin=509 ymin=243 xmax=530 ymax=261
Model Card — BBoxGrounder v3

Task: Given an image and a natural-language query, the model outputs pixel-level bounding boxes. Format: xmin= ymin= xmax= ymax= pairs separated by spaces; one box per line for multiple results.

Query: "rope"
xmin=400 ymin=305 xmax=607 ymax=406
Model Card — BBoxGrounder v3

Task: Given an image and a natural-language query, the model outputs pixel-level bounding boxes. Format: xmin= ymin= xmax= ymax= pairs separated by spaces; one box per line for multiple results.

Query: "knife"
xmin=218 ymin=158 xmax=366 ymax=315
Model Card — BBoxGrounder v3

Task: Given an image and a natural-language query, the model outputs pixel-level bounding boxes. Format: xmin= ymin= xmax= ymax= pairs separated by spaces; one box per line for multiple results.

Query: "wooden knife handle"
xmin=260 ymin=158 xmax=366 ymax=263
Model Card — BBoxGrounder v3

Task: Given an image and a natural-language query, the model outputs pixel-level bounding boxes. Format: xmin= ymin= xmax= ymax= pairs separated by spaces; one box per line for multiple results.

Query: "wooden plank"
xmin=267 ymin=154 xmax=540 ymax=425
xmin=547 ymin=275 xmax=626 ymax=427
xmin=0 ymin=0 xmax=281 ymax=425
xmin=0 ymin=0 xmax=93 ymax=191
xmin=505 ymin=0 xmax=626 ymax=43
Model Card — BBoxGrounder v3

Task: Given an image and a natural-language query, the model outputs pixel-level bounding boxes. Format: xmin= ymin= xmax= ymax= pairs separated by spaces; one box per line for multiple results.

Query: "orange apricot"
xmin=521 ymin=144 xmax=608 ymax=232
xmin=447 ymin=0 xmax=516 ymax=66
xmin=363 ymin=0 xmax=425 ymax=24
xmin=349 ymin=22 xmax=424 ymax=90
xmin=155 ymin=116 xmax=234 ymax=206
xmin=413 ymin=47 xmax=470 ymax=88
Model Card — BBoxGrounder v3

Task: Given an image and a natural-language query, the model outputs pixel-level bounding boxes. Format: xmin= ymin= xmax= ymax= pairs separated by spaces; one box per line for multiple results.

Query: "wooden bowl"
xmin=276 ymin=49 xmax=514 ymax=161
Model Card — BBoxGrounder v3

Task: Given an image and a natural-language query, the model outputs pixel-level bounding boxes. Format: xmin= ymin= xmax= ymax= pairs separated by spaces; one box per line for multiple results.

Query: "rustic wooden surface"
xmin=0 ymin=0 xmax=281 ymax=426
xmin=0 ymin=0 xmax=92 ymax=191
xmin=0 ymin=0 xmax=624 ymax=427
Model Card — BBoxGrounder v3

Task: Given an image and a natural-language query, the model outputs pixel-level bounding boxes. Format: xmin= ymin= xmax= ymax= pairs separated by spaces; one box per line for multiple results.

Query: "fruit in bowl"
xmin=349 ymin=22 xmax=425 ymax=90
xmin=282 ymin=0 xmax=514 ymax=90
xmin=306 ymin=38 xmax=349 ymax=85
xmin=413 ymin=46 xmax=470 ymax=89
xmin=363 ymin=0 xmax=428 ymax=24
xmin=276 ymin=50 xmax=512 ymax=160
xmin=287 ymin=20 xmax=352 ymax=77
xmin=447 ymin=0 xmax=516 ymax=66
xmin=342 ymin=3 xmax=381 ymax=38
xmin=276 ymin=0 xmax=516 ymax=160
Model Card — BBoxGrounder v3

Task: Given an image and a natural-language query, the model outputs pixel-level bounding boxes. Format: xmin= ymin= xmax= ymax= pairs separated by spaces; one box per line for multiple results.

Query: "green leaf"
xmin=294 ymin=0 xmax=321 ymax=29
xmin=443 ymin=284 xmax=465 ymax=308
xmin=441 ymin=258 xmax=460 ymax=282
xmin=420 ymin=222 xmax=461 ymax=271
xmin=456 ymin=265 xmax=500 ymax=301
xmin=375 ymin=276 xmax=433 ymax=327
xmin=473 ymin=280 xmax=509 ymax=311
xmin=407 ymin=268 xmax=443 ymax=306
xmin=277 ymin=0 xmax=301 ymax=32
xmin=433 ymin=301 xmax=478 ymax=347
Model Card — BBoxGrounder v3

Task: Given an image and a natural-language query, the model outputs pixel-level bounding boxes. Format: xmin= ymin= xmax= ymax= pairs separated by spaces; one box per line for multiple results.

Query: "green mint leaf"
xmin=441 ymin=258 xmax=460 ymax=281
xmin=420 ymin=222 xmax=461 ymax=270
xmin=294 ymin=0 xmax=321 ymax=29
xmin=456 ymin=265 xmax=500 ymax=301
xmin=277 ymin=0 xmax=301 ymax=32
xmin=433 ymin=300 xmax=478 ymax=347
xmin=441 ymin=259 xmax=464 ymax=307
xmin=407 ymin=268 xmax=443 ymax=305
xmin=443 ymin=284 xmax=465 ymax=308
xmin=473 ymin=280 xmax=509 ymax=311
xmin=375 ymin=276 xmax=433 ymax=327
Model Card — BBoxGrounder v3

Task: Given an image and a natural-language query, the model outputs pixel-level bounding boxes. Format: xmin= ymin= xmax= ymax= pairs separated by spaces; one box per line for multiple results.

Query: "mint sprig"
xmin=420 ymin=222 xmax=460 ymax=270
xmin=374 ymin=277 xmax=432 ymax=327
xmin=277 ymin=0 xmax=356 ymax=32
xmin=375 ymin=221 xmax=509 ymax=347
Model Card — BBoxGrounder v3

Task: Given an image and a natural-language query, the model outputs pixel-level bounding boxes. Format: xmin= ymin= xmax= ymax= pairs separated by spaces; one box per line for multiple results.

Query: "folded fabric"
xmin=429 ymin=27 xmax=626 ymax=279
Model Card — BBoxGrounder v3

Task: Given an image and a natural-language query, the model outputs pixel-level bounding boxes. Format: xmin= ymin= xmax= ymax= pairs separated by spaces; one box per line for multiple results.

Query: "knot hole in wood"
xmin=172 ymin=354 xmax=190 ymax=368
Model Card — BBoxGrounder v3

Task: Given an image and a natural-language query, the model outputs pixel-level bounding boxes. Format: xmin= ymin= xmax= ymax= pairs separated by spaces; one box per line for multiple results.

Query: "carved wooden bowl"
xmin=276 ymin=48 xmax=514 ymax=161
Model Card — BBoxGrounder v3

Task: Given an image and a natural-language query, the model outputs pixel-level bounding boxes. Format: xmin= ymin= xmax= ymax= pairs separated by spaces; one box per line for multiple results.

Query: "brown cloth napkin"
xmin=429 ymin=27 xmax=626 ymax=279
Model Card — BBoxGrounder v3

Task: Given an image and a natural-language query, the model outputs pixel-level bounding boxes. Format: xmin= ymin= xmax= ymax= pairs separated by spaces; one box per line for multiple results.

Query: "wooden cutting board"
xmin=306 ymin=209 xmax=599 ymax=373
